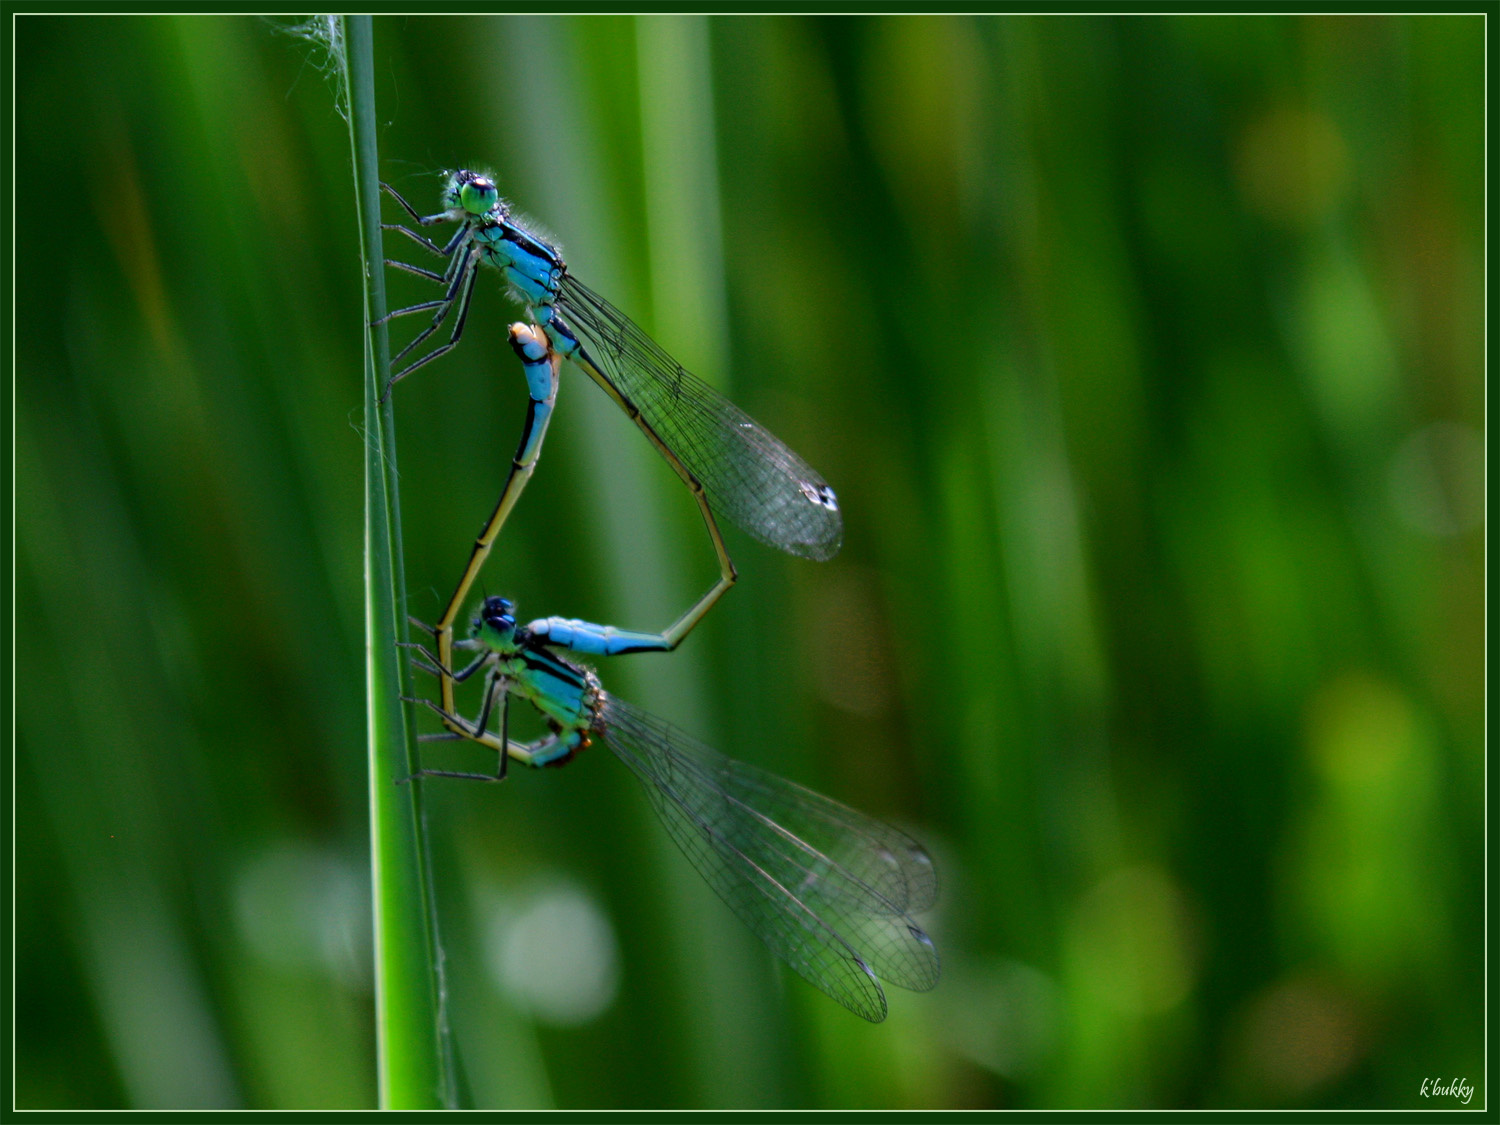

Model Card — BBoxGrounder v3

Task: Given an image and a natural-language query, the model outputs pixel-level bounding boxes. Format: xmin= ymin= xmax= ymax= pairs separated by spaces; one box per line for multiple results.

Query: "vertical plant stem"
xmin=339 ymin=14 xmax=457 ymax=1109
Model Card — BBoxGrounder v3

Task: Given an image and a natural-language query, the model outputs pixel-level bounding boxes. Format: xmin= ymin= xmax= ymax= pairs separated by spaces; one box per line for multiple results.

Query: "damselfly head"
xmin=445 ymin=169 xmax=499 ymax=217
xmin=473 ymin=595 xmax=517 ymax=648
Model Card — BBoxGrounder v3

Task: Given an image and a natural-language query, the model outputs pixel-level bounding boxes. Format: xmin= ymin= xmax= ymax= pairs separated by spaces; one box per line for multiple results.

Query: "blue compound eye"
xmin=478 ymin=596 xmax=515 ymax=635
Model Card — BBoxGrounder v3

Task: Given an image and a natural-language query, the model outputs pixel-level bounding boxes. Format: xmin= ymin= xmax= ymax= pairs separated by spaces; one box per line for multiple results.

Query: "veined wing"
xmin=704 ymin=754 xmax=938 ymax=916
xmin=557 ymin=275 xmax=843 ymax=562
xmin=596 ymin=694 xmax=938 ymax=1022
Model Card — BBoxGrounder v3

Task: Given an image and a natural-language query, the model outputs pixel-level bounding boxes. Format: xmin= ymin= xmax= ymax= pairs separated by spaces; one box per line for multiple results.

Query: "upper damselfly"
xmin=378 ymin=170 xmax=842 ymax=564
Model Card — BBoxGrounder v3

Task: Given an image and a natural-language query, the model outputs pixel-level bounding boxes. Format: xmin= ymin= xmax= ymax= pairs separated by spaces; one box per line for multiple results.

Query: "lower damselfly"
xmin=404 ymin=595 xmax=940 ymax=1023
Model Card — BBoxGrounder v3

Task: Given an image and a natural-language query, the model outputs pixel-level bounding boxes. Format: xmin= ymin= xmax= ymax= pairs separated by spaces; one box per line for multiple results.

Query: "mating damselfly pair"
xmin=381 ymin=170 xmax=938 ymax=1022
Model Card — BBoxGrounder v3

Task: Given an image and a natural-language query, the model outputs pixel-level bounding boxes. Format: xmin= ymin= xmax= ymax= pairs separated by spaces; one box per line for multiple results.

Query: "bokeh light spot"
xmin=1387 ymin=421 xmax=1484 ymax=537
xmin=1069 ymin=866 xmax=1198 ymax=1016
xmin=487 ymin=879 xmax=620 ymax=1027
xmin=232 ymin=842 xmax=370 ymax=987
xmin=1229 ymin=974 xmax=1360 ymax=1101
xmin=1234 ymin=105 xmax=1349 ymax=228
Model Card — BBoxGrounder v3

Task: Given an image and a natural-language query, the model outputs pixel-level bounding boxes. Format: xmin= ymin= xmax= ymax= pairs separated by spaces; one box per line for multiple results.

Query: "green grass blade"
xmin=337 ymin=14 xmax=458 ymax=1110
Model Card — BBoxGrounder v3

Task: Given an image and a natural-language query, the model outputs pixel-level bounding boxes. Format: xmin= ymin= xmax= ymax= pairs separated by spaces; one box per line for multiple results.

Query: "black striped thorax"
xmin=505 ymin=628 xmax=604 ymax=736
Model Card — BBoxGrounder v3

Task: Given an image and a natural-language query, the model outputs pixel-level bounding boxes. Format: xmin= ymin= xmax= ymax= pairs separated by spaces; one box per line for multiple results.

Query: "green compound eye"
xmin=459 ymin=177 xmax=498 ymax=215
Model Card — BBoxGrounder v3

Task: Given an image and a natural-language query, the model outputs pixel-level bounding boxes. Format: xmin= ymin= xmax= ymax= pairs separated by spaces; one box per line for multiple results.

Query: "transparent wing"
xmin=596 ymin=694 xmax=939 ymax=1022
xmin=705 ymin=754 xmax=939 ymax=917
xmin=557 ymin=275 xmax=844 ymax=562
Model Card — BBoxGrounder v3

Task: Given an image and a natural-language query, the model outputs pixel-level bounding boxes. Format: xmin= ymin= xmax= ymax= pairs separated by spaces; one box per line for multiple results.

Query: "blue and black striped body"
xmin=478 ymin=595 xmax=686 ymax=766
xmin=471 ymin=211 xmax=565 ymax=311
xmin=476 ymin=597 xmax=603 ymax=768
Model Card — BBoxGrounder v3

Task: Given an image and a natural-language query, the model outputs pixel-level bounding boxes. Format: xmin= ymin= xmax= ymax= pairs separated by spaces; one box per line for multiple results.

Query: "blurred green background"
xmin=15 ymin=14 xmax=1486 ymax=1110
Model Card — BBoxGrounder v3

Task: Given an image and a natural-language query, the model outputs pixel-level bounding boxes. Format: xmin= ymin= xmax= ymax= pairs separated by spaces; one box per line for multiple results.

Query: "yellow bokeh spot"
xmin=1234 ymin=106 xmax=1349 ymax=228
